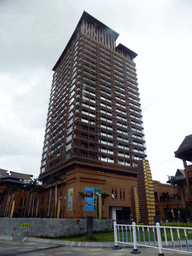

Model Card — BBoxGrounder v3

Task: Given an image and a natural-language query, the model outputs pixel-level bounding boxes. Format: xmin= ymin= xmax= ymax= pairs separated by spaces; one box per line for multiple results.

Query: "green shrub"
xmin=161 ymin=222 xmax=192 ymax=227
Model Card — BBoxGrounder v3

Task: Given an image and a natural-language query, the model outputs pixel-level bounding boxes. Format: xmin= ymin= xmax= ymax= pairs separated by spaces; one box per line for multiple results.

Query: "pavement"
xmin=0 ymin=236 xmax=191 ymax=256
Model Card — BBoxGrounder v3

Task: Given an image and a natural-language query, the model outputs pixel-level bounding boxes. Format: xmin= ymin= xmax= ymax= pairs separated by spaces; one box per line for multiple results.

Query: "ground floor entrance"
xmin=109 ymin=206 xmax=131 ymax=223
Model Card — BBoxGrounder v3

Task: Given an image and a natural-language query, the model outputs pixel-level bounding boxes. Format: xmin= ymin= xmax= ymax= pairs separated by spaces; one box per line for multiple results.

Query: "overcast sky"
xmin=0 ymin=0 xmax=192 ymax=183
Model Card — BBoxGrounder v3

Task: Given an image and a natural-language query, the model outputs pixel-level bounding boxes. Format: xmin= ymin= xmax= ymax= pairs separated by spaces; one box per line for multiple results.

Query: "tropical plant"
xmin=29 ymin=179 xmax=44 ymax=217
xmin=161 ymin=192 xmax=170 ymax=203
xmin=167 ymin=175 xmax=175 ymax=183
xmin=22 ymin=181 xmax=33 ymax=217
xmin=179 ymin=208 xmax=190 ymax=223
xmin=164 ymin=208 xmax=173 ymax=222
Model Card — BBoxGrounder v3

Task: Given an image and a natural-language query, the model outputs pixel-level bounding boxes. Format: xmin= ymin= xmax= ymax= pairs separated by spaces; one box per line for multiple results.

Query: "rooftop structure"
xmin=175 ymin=134 xmax=192 ymax=162
xmin=0 ymin=169 xmax=33 ymax=184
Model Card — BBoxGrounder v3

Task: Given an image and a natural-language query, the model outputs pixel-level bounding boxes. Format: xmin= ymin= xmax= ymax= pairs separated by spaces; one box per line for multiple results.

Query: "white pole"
xmin=131 ymin=222 xmax=141 ymax=254
xmin=156 ymin=222 xmax=164 ymax=256
xmin=114 ymin=220 xmax=118 ymax=247
xmin=132 ymin=222 xmax=137 ymax=250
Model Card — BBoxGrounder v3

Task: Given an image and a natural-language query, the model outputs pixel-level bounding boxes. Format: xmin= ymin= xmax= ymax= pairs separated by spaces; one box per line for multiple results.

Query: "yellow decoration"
xmin=22 ymin=223 xmax=30 ymax=228
xmin=57 ymin=199 xmax=61 ymax=219
xmin=98 ymin=196 xmax=102 ymax=219
xmin=9 ymin=200 xmax=15 ymax=218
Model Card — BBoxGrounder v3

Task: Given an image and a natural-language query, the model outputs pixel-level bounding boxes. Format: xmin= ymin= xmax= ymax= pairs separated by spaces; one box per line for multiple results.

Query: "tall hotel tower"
xmin=39 ymin=12 xmax=147 ymax=219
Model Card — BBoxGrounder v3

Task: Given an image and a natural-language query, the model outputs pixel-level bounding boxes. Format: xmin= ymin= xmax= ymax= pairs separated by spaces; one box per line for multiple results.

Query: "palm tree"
xmin=29 ymin=180 xmax=45 ymax=217
xmin=28 ymin=179 xmax=41 ymax=217
xmin=46 ymin=173 xmax=63 ymax=218
xmin=161 ymin=192 xmax=170 ymax=204
xmin=161 ymin=192 xmax=170 ymax=219
xmin=22 ymin=182 xmax=33 ymax=217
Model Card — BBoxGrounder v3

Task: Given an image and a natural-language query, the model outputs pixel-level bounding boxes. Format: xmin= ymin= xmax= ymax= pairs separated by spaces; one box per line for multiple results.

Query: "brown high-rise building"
xmin=39 ymin=12 xmax=147 ymax=219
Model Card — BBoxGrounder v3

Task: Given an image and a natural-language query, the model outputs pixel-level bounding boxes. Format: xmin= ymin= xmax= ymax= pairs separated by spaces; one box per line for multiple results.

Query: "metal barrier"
xmin=114 ymin=221 xmax=192 ymax=255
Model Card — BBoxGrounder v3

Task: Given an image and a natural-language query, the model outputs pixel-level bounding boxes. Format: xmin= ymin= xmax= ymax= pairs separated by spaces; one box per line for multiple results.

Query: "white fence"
xmin=114 ymin=221 xmax=192 ymax=255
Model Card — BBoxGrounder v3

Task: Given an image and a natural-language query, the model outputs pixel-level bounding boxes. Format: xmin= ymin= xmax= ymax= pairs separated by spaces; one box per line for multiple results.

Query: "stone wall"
xmin=0 ymin=218 xmax=113 ymax=237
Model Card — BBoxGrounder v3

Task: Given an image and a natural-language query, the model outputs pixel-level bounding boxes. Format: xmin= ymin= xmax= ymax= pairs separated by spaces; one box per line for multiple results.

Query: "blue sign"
xmin=85 ymin=197 xmax=94 ymax=204
xmin=85 ymin=187 xmax=101 ymax=211
xmin=85 ymin=187 xmax=94 ymax=211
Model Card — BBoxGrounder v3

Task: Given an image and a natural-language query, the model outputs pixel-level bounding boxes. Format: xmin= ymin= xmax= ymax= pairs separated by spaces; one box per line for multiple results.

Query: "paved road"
xmin=0 ymin=240 xmax=190 ymax=256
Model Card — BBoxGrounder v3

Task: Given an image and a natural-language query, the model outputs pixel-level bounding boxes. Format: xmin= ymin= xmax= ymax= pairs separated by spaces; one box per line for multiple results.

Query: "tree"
xmin=161 ymin=192 xmax=170 ymax=220
xmin=29 ymin=179 xmax=44 ymax=217
xmin=161 ymin=192 xmax=170 ymax=204
xmin=179 ymin=208 xmax=190 ymax=223
xmin=167 ymin=175 xmax=175 ymax=184
xmin=46 ymin=173 xmax=63 ymax=218
xmin=22 ymin=181 xmax=33 ymax=217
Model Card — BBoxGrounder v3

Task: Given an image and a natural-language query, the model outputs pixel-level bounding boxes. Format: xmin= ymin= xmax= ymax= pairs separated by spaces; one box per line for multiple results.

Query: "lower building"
xmin=2 ymin=133 xmax=192 ymax=223
xmin=38 ymin=165 xmax=137 ymax=220
xmin=0 ymin=169 xmax=33 ymax=218
xmin=0 ymin=166 xmax=188 ymax=222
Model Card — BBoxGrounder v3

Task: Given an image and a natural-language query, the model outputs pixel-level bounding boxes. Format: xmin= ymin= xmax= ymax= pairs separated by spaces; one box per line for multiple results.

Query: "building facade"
xmin=38 ymin=11 xmax=147 ymax=219
xmin=174 ymin=134 xmax=192 ymax=214
xmin=0 ymin=169 xmax=33 ymax=218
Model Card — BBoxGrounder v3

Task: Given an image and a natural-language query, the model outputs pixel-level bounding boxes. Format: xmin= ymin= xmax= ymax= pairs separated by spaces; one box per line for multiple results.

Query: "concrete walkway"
xmin=0 ymin=236 xmax=191 ymax=255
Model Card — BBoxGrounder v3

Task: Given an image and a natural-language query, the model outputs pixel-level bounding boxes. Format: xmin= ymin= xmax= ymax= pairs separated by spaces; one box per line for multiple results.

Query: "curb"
xmin=25 ymin=237 xmax=119 ymax=248
xmin=0 ymin=236 xmax=132 ymax=248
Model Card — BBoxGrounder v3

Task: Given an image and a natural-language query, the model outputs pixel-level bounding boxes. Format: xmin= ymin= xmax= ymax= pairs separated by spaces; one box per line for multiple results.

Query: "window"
xmin=89 ymin=135 xmax=95 ymax=141
xmin=89 ymin=153 xmax=95 ymax=159
xmin=59 ymin=191 xmax=62 ymax=200
xmin=66 ymin=126 xmax=73 ymax=134
xmin=81 ymin=142 xmax=88 ymax=148
xmin=82 ymin=125 xmax=88 ymax=131
xmin=115 ymin=188 xmax=117 ymax=199
xmin=66 ymin=134 xmax=72 ymax=143
xmin=123 ymin=189 xmax=125 ymax=200
xmin=89 ymin=144 xmax=95 ymax=150
xmin=99 ymin=155 xmax=114 ymax=163
xmin=65 ymin=151 xmax=71 ymax=160
xmin=89 ymin=127 xmax=95 ymax=133
xmin=112 ymin=187 xmax=114 ymax=199
xmin=99 ymin=147 xmax=113 ymax=154
xmin=81 ymin=133 xmax=88 ymax=139
xmin=81 ymin=151 xmax=87 ymax=158
xmin=65 ymin=143 xmax=72 ymax=151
